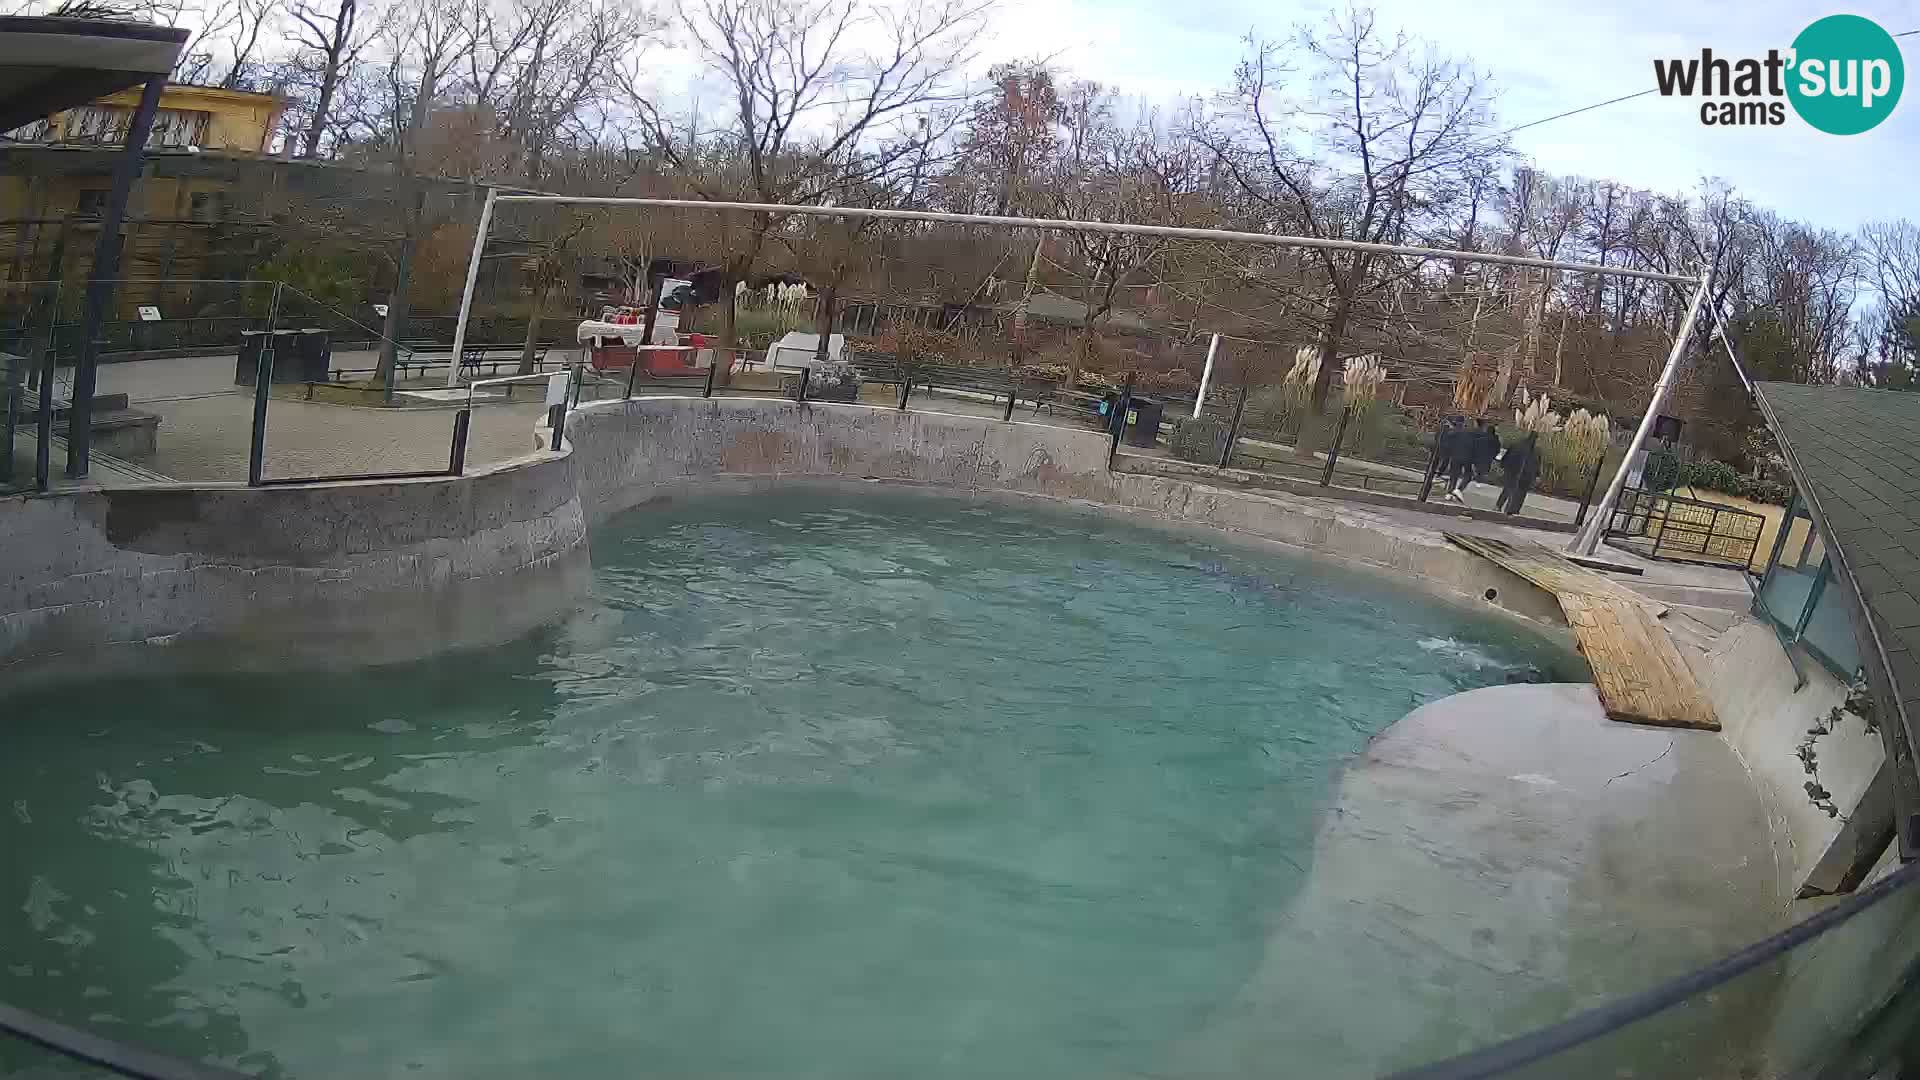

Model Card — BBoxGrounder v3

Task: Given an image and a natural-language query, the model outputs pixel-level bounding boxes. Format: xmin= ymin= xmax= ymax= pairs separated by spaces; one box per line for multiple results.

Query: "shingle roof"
xmin=1757 ymin=382 xmax=1920 ymax=824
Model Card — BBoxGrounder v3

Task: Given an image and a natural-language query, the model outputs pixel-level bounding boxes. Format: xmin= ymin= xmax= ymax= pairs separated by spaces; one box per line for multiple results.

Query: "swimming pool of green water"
xmin=0 ymin=489 xmax=1578 ymax=1077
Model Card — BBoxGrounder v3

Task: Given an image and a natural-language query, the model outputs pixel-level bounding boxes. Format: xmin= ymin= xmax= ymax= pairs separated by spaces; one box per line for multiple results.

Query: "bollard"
xmin=449 ymin=408 xmax=471 ymax=475
xmin=1319 ymin=405 xmax=1352 ymax=487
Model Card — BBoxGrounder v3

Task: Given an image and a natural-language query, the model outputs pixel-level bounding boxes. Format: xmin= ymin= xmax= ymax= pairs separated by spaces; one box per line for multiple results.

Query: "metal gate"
xmin=1606 ymin=488 xmax=1767 ymax=570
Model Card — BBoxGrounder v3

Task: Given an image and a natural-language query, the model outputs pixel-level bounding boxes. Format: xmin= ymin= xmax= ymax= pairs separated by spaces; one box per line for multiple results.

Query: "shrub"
xmin=1682 ymin=459 xmax=1742 ymax=494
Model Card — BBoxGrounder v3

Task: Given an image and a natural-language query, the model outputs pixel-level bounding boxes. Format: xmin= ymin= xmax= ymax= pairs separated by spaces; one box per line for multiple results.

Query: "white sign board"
xmin=545 ymin=371 xmax=570 ymax=407
xmin=137 ymin=305 xmax=161 ymax=322
xmin=372 ymin=303 xmax=390 ymax=318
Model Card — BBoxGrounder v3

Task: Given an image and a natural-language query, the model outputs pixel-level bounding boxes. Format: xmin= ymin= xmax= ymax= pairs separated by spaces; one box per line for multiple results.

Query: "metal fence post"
xmin=897 ymin=373 xmax=912 ymax=410
xmin=703 ymin=355 xmax=718 ymax=398
xmin=796 ymin=366 xmax=811 ymax=403
xmin=1573 ymin=457 xmax=1605 ymax=528
xmin=1418 ymin=440 xmax=1441 ymax=502
xmin=1219 ymin=386 xmax=1248 ymax=469
xmin=247 ymin=345 xmax=273 ymax=486
xmin=1106 ymin=373 xmax=1136 ymax=470
xmin=34 ymin=344 xmax=53 ymax=492
xmin=2 ymin=360 xmax=18 ymax=487
xmin=625 ymin=352 xmax=640 ymax=399
xmin=1003 ymin=381 xmax=1018 ymax=422
xmin=1319 ymin=405 xmax=1352 ymax=486
xmin=448 ymin=408 xmax=471 ymax=475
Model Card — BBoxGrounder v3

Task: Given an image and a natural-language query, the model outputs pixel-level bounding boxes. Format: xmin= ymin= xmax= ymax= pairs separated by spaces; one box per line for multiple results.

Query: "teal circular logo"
xmin=1788 ymin=14 xmax=1904 ymax=135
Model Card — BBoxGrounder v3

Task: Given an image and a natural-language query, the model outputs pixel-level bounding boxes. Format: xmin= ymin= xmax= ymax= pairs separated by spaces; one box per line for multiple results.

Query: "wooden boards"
xmin=1446 ymin=533 xmax=1720 ymax=731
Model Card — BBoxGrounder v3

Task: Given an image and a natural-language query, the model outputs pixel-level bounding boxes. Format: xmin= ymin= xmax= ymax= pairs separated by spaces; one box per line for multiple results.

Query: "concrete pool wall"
xmin=2 ymin=395 xmax=1568 ymax=676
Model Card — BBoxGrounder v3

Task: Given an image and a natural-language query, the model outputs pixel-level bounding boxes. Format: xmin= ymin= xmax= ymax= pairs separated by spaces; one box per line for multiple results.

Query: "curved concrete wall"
xmin=565 ymin=396 xmax=1569 ymax=627
xmin=1 ymin=395 xmax=1566 ymax=681
xmin=0 ymin=454 xmax=588 ymax=680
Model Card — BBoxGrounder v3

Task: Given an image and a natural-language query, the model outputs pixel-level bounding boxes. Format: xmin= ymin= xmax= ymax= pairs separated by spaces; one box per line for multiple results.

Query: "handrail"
xmin=466 ymin=369 xmax=567 ymax=409
xmin=1389 ymin=858 xmax=1920 ymax=1079
xmin=0 ymin=1001 xmax=248 ymax=1080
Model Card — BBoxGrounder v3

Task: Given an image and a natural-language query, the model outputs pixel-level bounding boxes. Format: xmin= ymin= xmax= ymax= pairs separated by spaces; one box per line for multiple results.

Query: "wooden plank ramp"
xmin=1446 ymin=533 xmax=1720 ymax=731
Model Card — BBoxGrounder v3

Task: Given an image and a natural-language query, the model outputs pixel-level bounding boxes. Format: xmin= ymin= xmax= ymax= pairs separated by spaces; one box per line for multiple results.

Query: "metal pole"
xmin=68 ymin=76 xmax=168 ymax=478
xmin=1569 ymin=274 xmax=1712 ymax=555
xmin=448 ymin=408 xmax=470 ymax=475
xmin=246 ymin=284 xmax=281 ymax=487
xmin=1573 ymin=456 xmax=1606 ymax=528
xmin=703 ymin=355 xmax=718 ymax=398
xmin=1219 ymin=387 xmax=1249 ymax=469
xmin=796 ymin=366 xmax=810 ymax=403
xmin=490 ymin=196 xmax=1695 ymax=285
xmin=444 ymin=187 xmax=498 ymax=388
xmin=1003 ymin=381 xmax=1018 ymax=422
xmin=624 ymin=350 xmax=640 ymax=398
xmin=1194 ymin=332 xmax=1220 ymax=418
xmin=2 ymin=360 xmax=18 ymax=486
xmin=1107 ymin=373 xmax=1135 ymax=470
xmin=898 ymin=374 xmax=912 ymax=410
xmin=1320 ymin=405 xmax=1352 ymax=486
xmin=247 ymin=345 xmax=272 ymax=485
xmin=1418 ymin=442 xmax=1441 ymax=502
xmin=34 ymin=345 xmax=52 ymax=492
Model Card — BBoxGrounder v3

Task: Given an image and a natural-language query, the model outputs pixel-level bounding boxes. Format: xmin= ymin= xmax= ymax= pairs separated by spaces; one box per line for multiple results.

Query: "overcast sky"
xmin=968 ymin=0 xmax=1918 ymax=233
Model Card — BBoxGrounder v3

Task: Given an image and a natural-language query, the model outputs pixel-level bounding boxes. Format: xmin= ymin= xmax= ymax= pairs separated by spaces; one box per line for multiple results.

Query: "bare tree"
xmin=1202 ymin=6 xmax=1505 ymax=414
xmin=625 ymin=0 xmax=988 ymax=370
xmin=288 ymin=0 xmax=379 ymax=156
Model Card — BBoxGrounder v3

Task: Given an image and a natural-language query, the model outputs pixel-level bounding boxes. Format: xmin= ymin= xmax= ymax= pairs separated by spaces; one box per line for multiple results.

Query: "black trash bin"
xmin=1126 ymin=397 xmax=1165 ymax=447
xmin=290 ymin=329 xmax=332 ymax=382
xmin=235 ymin=330 xmax=265 ymax=385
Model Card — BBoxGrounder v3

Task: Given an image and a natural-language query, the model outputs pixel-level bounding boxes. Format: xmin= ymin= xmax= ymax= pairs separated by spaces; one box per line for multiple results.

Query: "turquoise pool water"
xmin=0 ymin=489 xmax=1577 ymax=1078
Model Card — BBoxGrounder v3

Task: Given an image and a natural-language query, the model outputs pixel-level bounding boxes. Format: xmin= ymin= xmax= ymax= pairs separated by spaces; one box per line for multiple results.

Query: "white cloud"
xmin=969 ymin=0 xmax=1920 ymax=229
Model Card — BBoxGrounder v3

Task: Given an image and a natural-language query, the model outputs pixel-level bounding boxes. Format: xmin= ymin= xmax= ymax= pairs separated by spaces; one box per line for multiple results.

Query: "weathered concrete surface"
xmin=0 ymin=453 xmax=588 ymax=680
xmin=3 ymin=394 xmax=1578 ymax=686
xmin=1700 ymin=621 xmax=1885 ymax=899
xmin=565 ymin=396 xmax=1571 ymax=629
xmin=1169 ymin=683 xmax=1783 ymax=1078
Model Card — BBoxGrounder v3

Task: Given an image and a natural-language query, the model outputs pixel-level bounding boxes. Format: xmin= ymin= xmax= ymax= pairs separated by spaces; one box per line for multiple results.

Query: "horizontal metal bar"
xmin=0 ymin=1001 xmax=248 ymax=1080
xmin=255 ymin=469 xmax=452 ymax=486
xmin=491 ymin=195 xmax=1696 ymax=284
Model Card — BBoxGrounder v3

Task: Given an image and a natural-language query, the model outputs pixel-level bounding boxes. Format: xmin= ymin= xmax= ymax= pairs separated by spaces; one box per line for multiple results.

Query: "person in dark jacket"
xmin=1432 ymin=418 xmax=1465 ymax=493
xmin=1448 ymin=420 xmax=1500 ymax=501
xmin=1499 ymin=432 xmax=1541 ymax=514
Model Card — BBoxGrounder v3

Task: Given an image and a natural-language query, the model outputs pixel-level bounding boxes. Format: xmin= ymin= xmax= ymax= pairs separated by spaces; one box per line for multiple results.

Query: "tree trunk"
xmin=637 ymin=273 xmax=662 ymax=345
xmin=812 ymin=281 xmax=838 ymax=365
xmin=517 ymin=276 xmax=548 ymax=375
xmin=302 ymin=61 xmax=341 ymax=157
xmin=376 ymin=187 xmax=425 ymax=388
xmin=1309 ymin=291 xmax=1354 ymax=411
xmin=1069 ymin=324 xmax=1093 ymax=390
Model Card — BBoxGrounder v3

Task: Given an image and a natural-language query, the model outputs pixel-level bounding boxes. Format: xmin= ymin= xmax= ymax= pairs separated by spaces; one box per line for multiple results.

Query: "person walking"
xmin=1448 ymin=419 xmax=1501 ymax=502
xmin=1431 ymin=417 xmax=1464 ymax=496
xmin=1499 ymin=432 xmax=1541 ymax=515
